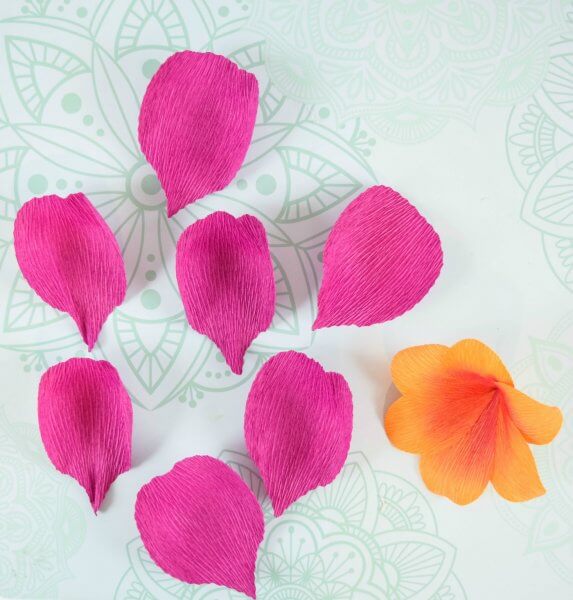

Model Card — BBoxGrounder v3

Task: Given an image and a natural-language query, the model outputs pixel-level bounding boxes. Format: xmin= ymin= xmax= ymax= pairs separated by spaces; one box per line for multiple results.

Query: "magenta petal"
xmin=139 ymin=51 xmax=259 ymax=217
xmin=135 ymin=456 xmax=264 ymax=598
xmin=176 ymin=211 xmax=275 ymax=375
xmin=14 ymin=194 xmax=126 ymax=350
xmin=38 ymin=358 xmax=132 ymax=513
xmin=244 ymin=351 xmax=353 ymax=516
xmin=313 ymin=185 xmax=443 ymax=329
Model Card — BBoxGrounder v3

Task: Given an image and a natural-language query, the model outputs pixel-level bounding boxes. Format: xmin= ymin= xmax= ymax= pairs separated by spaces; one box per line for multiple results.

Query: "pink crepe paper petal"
xmin=135 ymin=456 xmax=264 ymax=598
xmin=14 ymin=193 xmax=127 ymax=350
xmin=244 ymin=351 xmax=353 ymax=516
xmin=139 ymin=51 xmax=259 ymax=217
xmin=38 ymin=358 xmax=132 ymax=513
xmin=313 ymin=185 xmax=443 ymax=329
xmin=176 ymin=211 xmax=275 ymax=375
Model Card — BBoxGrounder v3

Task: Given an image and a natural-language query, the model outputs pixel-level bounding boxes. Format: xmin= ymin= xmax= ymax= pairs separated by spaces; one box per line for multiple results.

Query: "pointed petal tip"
xmin=270 ymin=496 xmax=287 ymax=518
xmin=166 ymin=198 xmax=182 ymax=218
xmin=218 ymin=341 xmax=247 ymax=375
xmin=311 ymin=316 xmax=322 ymax=331
xmin=228 ymin=360 xmax=243 ymax=376
xmin=88 ymin=487 xmax=102 ymax=514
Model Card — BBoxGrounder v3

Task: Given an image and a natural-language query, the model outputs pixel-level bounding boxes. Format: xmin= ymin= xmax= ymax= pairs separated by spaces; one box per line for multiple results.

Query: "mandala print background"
xmin=495 ymin=313 xmax=573 ymax=585
xmin=0 ymin=1 xmax=572 ymax=599
xmin=250 ymin=0 xmax=566 ymax=142
xmin=507 ymin=33 xmax=573 ymax=294
xmin=117 ymin=452 xmax=465 ymax=600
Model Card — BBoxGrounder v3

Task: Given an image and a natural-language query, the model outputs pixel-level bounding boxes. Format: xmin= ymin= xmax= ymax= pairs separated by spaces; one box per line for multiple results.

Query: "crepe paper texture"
xmin=13 ymin=193 xmax=126 ymax=350
xmin=135 ymin=455 xmax=264 ymax=598
xmin=38 ymin=358 xmax=132 ymax=513
xmin=313 ymin=185 xmax=443 ymax=329
xmin=176 ymin=211 xmax=275 ymax=375
xmin=139 ymin=50 xmax=259 ymax=217
xmin=244 ymin=351 xmax=353 ymax=516
xmin=385 ymin=339 xmax=563 ymax=505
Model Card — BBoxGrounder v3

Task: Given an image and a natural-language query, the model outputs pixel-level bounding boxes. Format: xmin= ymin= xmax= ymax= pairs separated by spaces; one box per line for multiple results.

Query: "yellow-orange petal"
xmin=492 ymin=403 xmax=545 ymax=502
xmin=385 ymin=390 xmax=493 ymax=455
xmin=419 ymin=395 xmax=499 ymax=505
xmin=445 ymin=339 xmax=513 ymax=385
xmin=385 ymin=395 xmax=431 ymax=454
xmin=498 ymin=383 xmax=563 ymax=445
xmin=390 ymin=344 xmax=448 ymax=395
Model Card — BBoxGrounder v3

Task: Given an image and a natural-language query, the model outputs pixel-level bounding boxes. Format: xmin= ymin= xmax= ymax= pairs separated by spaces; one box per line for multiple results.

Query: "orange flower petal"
xmin=385 ymin=395 xmax=432 ymax=454
xmin=419 ymin=396 xmax=499 ymax=505
xmin=492 ymin=403 xmax=546 ymax=502
xmin=499 ymin=383 xmax=563 ymax=445
xmin=387 ymin=339 xmax=558 ymax=505
xmin=391 ymin=344 xmax=447 ymax=395
xmin=445 ymin=339 xmax=513 ymax=385
xmin=385 ymin=390 xmax=493 ymax=455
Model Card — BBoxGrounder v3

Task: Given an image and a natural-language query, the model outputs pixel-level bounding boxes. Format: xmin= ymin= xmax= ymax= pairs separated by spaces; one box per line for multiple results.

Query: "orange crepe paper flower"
xmin=384 ymin=339 xmax=563 ymax=505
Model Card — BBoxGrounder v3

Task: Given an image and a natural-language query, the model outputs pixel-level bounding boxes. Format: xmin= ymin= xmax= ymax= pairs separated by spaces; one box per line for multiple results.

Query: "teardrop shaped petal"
xmin=135 ymin=456 xmax=264 ymax=598
xmin=14 ymin=193 xmax=127 ymax=349
xmin=176 ymin=211 xmax=275 ymax=374
xmin=139 ymin=51 xmax=259 ymax=217
xmin=244 ymin=351 xmax=353 ymax=516
xmin=313 ymin=185 xmax=443 ymax=329
xmin=38 ymin=358 xmax=132 ymax=513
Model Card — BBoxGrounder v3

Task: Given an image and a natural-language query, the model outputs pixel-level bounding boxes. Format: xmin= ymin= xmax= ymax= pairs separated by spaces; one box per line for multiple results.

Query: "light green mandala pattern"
xmin=115 ymin=452 xmax=466 ymax=600
xmin=248 ymin=0 xmax=568 ymax=143
xmin=507 ymin=33 xmax=573 ymax=293
xmin=0 ymin=0 xmax=376 ymax=410
xmin=0 ymin=409 xmax=86 ymax=598
xmin=495 ymin=313 xmax=573 ymax=584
